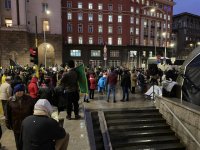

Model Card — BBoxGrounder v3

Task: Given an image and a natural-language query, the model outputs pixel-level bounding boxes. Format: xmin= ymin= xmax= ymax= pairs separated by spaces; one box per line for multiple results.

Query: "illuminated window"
xmin=118 ymin=15 xmax=122 ymax=23
xmin=91 ymin=50 xmax=101 ymax=57
xmin=78 ymin=13 xmax=83 ymax=20
xmin=68 ymin=36 xmax=72 ymax=44
xmin=88 ymin=3 xmax=93 ymax=9
xmin=88 ymin=13 xmax=93 ymax=21
xmin=118 ymin=37 xmax=122 ymax=45
xmin=70 ymin=50 xmax=81 ymax=57
xmin=108 ymin=37 xmax=112 ymax=45
xmin=108 ymin=26 xmax=113 ymax=33
xmin=108 ymin=15 xmax=113 ymax=22
xmin=110 ymin=50 xmax=119 ymax=57
xmin=78 ymin=37 xmax=83 ymax=44
xmin=43 ymin=20 xmax=50 ymax=31
xmin=98 ymin=25 xmax=103 ymax=33
xmin=89 ymin=37 xmax=93 ymax=44
xmin=5 ymin=19 xmax=12 ymax=27
xmin=98 ymin=14 xmax=103 ymax=22
xmin=67 ymin=12 xmax=72 ymax=20
xmin=78 ymin=2 xmax=82 ymax=9
xmin=98 ymin=3 xmax=103 ymax=10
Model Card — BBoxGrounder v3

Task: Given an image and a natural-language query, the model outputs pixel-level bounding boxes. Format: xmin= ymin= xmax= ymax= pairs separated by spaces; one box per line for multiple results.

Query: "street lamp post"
xmin=43 ymin=10 xmax=50 ymax=68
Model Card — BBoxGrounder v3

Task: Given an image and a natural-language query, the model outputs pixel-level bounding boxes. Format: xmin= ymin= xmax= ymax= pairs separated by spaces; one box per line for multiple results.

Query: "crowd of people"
xmin=0 ymin=59 xmax=180 ymax=150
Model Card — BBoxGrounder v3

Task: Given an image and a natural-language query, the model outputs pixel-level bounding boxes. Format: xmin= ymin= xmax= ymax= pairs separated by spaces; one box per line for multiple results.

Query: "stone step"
xmin=106 ymin=118 xmax=166 ymax=126
xmin=111 ymin=135 xmax=180 ymax=148
xmin=114 ymin=143 xmax=185 ymax=150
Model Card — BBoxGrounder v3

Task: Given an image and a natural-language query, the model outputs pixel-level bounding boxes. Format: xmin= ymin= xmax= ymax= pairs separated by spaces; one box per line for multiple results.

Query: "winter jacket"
xmin=28 ymin=77 xmax=39 ymax=99
xmin=6 ymin=94 xmax=34 ymax=133
xmin=0 ymin=82 xmax=12 ymax=100
xmin=20 ymin=115 xmax=66 ymax=150
xmin=107 ymin=71 xmax=118 ymax=86
xmin=98 ymin=76 xmax=107 ymax=88
xmin=121 ymin=72 xmax=131 ymax=88
xmin=89 ymin=76 xmax=96 ymax=90
xmin=1 ymin=75 xmax=7 ymax=84
xmin=131 ymin=72 xmax=137 ymax=87
xmin=54 ymin=85 xmax=66 ymax=110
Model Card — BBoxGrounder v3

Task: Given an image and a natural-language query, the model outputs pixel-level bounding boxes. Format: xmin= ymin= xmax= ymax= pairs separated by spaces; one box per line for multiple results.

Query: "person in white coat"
xmin=0 ymin=76 xmax=12 ymax=115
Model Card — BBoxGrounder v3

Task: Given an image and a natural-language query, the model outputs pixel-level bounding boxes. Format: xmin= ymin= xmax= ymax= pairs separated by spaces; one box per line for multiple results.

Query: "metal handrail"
xmin=161 ymin=101 xmax=200 ymax=148
xmin=98 ymin=111 xmax=112 ymax=150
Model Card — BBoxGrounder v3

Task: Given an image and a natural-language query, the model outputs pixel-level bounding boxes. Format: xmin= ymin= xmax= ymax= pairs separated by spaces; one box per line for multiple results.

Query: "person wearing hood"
xmin=19 ymin=99 xmax=69 ymax=150
xmin=28 ymin=76 xmax=39 ymax=102
xmin=6 ymin=84 xmax=34 ymax=150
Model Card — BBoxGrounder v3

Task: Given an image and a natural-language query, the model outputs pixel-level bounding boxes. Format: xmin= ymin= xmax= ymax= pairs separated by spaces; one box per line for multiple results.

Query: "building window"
xmin=118 ymin=4 xmax=122 ymax=11
xmin=168 ymin=15 xmax=170 ymax=21
xmin=108 ymin=60 xmax=121 ymax=67
xmin=164 ymin=14 xmax=166 ymax=20
xmin=143 ymin=39 xmax=147 ymax=46
xmin=130 ymin=37 xmax=134 ymax=45
xmin=136 ymin=8 xmax=139 ymax=14
xmin=136 ymin=28 xmax=139 ymax=35
xmin=43 ymin=20 xmax=49 ymax=31
xmin=136 ymin=18 xmax=139 ymax=25
xmin=78 ymin=13 xmax=83 ymax=21
xmin=135 ymin=38 xmax=139 ymax=45
xmin=70 ymin=50 xmax=81 ymax=57
xmin=5 ymin=0 xmax=11 ymax=9
xmin=78 ymin=36 xmax=83 ymax=44
xmin=108 ymin=15 xmax=113 ymax=22
xmin=118 ymin=15 xmax=122 ymax=23
xmin=146 ymin=0 xmax=149 ymax=6
xmin=108 ymin=37 xmax=112 ymax=45
xmin=118 ymin=26 xmax=122 ymax=34
xmin=110 ymin=50 xmax=119 ymax=57
xmin=78 ymin=2 xmax=82 ymax=9
xmin=78 ymin=24 xmax=83 ymax=33
xmin=91 ymin=50 xmax=101 ymax=57
xmin=98 ymin=37 xmax=103 ymax=44
xmin=130 ymin=27 xmax=134 ymax=35
xmin=144 ymin=20 xmax=147 ymax=27
xmin=67 ymin=23 xmax=72 ymax=32
xmin=118 ymin=37 xmax=122 ymax=45
xmin=168 ymin=23 xmax=170 ymax=29
xmin=143 ymin=51 xmax=146 ymax=57
xmin=42 ymin=3 xmax=48 ymax=12
xmin=68 ymin=36 xmax=73 ymax=44
xmin=5 ymin=19 xmax=12 ymax=27
xmin=130 ymin=6 xmax=134 ymax=13
xmin=88 ymin=25 xmax=93 ymax=33
xmin=98 ymin=25 xmax=103 ymax=33
xmin=88 ymin=3 xmax=93 ymax=9
xmin=89 ymin=37 xmax=93 ymax=44
xmin=67 ymin=12 xmax=72 ymax=20
xmin=98 ymin=14 xmax=103 ymax=22
xmin=108 ymin=4 xmax=113 ymax=11
xmin=149 ymin=51 xmax=153 ymax=57
xmin=136 ymin=0 xmax=140 ymax=3
xmin=88 ymin=13 xmax=93 ymax=21
xmin=67 ymin=1 xmax=72 ymax=8
xmin=108 ymin=26 xmax=113 ymax=33
xmin=98 ymin=3 xmax=103 ymax=10
xmin=130 ymin=16 xmax=134 ymax=24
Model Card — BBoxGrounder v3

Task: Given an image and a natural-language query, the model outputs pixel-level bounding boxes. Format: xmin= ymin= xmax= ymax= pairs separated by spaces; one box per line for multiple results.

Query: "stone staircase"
xmin=86 ymin=107 xmax=185 ymax=150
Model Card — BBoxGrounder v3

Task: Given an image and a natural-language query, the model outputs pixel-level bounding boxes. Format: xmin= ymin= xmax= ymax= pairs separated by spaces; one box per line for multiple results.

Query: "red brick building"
xmin=62 ymin=0 xmax=175 ymax=68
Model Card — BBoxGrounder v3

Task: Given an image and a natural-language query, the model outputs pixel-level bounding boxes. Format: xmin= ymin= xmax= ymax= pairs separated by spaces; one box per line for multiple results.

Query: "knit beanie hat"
xmin=13 ymin=84 xmax=25 ymax=94
xmin=34 ymin=99 xmax=53 ymax=116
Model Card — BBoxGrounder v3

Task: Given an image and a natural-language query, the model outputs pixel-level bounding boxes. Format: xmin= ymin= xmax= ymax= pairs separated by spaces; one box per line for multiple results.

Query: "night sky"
xmin=173 ymin=0 xmax=200 ymax=16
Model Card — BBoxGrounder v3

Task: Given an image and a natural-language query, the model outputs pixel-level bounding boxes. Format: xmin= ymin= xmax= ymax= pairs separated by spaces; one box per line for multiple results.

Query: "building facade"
xmin=62 ymin=0 xmax=175 ymax=68
xmin=0 ymin=0 xmax=62 ymax=67
xmin=172 ymin=12 xmax=200 ymax=59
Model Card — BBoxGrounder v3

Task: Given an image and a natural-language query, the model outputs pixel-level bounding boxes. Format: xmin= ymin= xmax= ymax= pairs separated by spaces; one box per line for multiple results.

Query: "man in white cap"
xmin=19 ymin=99 xmax=69 ymax=150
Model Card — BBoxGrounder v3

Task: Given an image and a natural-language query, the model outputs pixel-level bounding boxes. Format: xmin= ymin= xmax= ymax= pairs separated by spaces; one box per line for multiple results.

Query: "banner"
xmin=75 ymin=64 xmax=88 ymax=94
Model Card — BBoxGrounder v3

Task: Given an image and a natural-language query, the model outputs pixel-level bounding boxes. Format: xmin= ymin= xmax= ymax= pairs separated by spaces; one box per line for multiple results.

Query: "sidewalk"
xmin=0 ymin=86 xmax=154 ymax=150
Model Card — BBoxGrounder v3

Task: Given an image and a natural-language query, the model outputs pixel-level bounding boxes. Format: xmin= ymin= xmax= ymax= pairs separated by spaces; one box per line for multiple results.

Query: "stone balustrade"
xmin=155 ymin=96 xmax=200 ymax=150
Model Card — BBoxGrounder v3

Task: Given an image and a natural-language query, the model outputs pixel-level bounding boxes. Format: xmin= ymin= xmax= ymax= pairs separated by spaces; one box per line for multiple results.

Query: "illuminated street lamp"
xmin=43 ymin=10 xmax=51 ymax=68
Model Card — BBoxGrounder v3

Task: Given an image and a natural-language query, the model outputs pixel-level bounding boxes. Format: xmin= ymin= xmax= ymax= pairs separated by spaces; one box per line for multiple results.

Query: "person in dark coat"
xmin=54 ymin=83 xmax=66 ymax=114
xmin=19 ymin=99 xmax=69 ymax=150
xmin=60 ymin=60 xmax=81 ymax=120
xmin=120 ymin=70 xmax=131 ymax=101
xmin=5 ymin=84 xmax=34 ymax=150
xmin=38 ymin=78 xmax=54 ymax=105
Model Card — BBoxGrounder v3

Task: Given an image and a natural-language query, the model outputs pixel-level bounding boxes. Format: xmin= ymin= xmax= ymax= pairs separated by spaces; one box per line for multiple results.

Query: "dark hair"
xmin=67 ymin=60 xmax=75 ymax=68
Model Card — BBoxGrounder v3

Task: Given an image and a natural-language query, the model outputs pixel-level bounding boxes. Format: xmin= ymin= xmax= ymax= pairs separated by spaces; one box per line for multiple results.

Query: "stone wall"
xmin=155 ymin=96 xmax=200 ymax=150
xmin=0 ymin=29 xmax=62 ymax=67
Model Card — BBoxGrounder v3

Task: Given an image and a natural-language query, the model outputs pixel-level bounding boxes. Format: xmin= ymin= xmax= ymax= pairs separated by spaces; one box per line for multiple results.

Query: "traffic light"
xmin=29 ymin=47 xmax=38 ymax=65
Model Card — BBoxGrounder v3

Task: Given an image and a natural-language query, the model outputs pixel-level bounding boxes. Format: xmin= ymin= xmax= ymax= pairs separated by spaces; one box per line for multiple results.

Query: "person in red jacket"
xmin=28 ymin=76 xmax=39 ymax=102
xmin=89 ymin=74 xmax=96 ymax=99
